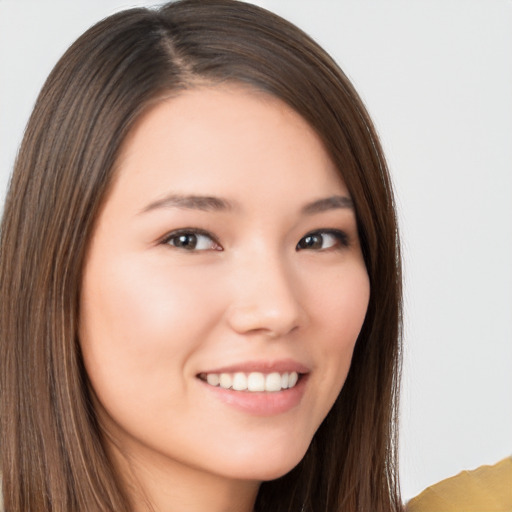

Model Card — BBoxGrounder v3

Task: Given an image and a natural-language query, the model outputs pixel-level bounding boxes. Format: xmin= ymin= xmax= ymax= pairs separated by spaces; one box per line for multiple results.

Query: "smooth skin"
xmin=79 ymin=85 xmax=370 ymax=512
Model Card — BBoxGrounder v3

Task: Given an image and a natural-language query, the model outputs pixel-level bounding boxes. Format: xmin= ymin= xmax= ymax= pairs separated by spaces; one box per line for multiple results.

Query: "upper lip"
xmin=198 ymin=359 xmax=310 ymax=375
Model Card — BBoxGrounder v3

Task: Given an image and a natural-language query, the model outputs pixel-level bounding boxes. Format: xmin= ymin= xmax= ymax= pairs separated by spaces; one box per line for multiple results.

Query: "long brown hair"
xmin=0 ymin=1 xmax=402 ymax=510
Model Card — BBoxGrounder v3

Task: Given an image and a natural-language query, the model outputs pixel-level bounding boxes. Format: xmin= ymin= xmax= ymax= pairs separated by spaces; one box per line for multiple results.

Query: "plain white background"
xmin=1 ymin=0 xmax=511 ymax=501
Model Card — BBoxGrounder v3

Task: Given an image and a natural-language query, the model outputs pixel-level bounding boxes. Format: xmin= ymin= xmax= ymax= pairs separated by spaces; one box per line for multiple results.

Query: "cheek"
xmin=314 ymin=262 xmax=370 ymax=343
xmin=310 ymin=264 xmax=370 ymax=396
xmin=78 ymin=254 xmax=222 ymax=403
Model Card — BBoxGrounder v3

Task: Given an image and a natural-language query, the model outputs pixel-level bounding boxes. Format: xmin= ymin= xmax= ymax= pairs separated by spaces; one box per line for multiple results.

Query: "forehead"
xmin=111 ymin=85 xmax=348 ymax=210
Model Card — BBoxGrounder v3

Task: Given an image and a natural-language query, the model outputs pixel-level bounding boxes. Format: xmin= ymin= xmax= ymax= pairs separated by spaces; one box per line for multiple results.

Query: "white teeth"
xmin=232 ymin=372 xmax=247 ymax=391
xmin=203 ymin=371 xmax=300 ymax=392
xmin=206 ymin=373 xmax=220 ymax=386
xmin=247 ymin=372 xmax=265 ymax=391
xmin=219 ymin=373 xmax=233 ymax=389
xmin=265 ymin=372 xmax=282 ymax=392
xmin=288 ymin=371 xmax=298 ymax=388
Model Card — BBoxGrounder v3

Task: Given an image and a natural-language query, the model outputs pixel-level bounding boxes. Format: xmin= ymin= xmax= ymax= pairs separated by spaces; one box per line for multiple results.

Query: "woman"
xmin=0 ymin=1 xmax=402 ymax=511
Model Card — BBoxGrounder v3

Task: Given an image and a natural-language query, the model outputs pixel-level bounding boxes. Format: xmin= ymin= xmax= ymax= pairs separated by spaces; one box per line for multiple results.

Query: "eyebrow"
xmin=140 ymin=194 xmax=235 ymax=214
xmin=140 ymin=193 xmax=353 ymax=215
xmin=301 ymin=195 xmax=353 ymax=215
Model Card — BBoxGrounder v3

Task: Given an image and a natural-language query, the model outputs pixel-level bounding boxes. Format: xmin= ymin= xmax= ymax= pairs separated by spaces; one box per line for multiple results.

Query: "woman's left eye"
xmin=162 ymin=230 xmax=221 ymax=251
xmin=296 ymin=230 xmax=349 ymax=251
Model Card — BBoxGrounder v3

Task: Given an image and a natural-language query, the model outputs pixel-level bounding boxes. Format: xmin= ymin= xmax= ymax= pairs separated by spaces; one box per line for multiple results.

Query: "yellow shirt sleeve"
xmin=406 ymin=457 xmax=512 ymax=512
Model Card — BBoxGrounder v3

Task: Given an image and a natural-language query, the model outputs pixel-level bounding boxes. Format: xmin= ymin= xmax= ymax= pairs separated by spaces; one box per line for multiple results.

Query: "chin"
xmin=220 ymin=443 xmax=309 ymax=482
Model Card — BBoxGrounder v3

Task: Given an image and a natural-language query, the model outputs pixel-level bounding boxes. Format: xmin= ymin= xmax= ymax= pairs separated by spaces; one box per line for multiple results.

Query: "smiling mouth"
xmin=198 ymin=371 xmax=301 ymax=393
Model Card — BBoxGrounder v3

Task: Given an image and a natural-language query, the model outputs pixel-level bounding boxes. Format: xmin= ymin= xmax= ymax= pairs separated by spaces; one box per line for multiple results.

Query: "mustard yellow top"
xmin=407 ymin=457 xmax=512 ymax=512
xmin=0 ymin=458 xmax=510 ymax=511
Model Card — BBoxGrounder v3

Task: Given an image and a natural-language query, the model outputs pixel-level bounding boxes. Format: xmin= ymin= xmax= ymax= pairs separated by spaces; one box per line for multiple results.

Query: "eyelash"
xmin=296 ymin=229 xmax=349 ymax=251
xmin=160 ymin=228 xmax=222 ymax=252
xmin=160 ymin=228 xmax=349 ymax=252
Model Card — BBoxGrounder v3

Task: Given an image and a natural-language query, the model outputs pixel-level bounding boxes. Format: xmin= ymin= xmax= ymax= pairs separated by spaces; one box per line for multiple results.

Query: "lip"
xmin=196 ymin=359 xmax=310 ymax=416
xmin=198 ymin=358 xmax=310 ymax=375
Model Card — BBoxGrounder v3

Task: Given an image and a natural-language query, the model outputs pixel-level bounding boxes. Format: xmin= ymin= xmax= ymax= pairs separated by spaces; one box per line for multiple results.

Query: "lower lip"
xmin=199 ymin=375 xmax=308 ymax=416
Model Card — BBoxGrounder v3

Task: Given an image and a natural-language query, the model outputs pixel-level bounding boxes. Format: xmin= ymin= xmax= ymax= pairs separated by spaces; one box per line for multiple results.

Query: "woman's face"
xmin=79 ymin=86 xmax=369 ymax=486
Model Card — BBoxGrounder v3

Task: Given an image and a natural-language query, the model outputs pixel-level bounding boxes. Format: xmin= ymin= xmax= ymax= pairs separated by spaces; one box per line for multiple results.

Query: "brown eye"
xmin=296 ymin=230 xmax=348 ymax=251
xmin=164 ymin=230 xmax=221 ymax=251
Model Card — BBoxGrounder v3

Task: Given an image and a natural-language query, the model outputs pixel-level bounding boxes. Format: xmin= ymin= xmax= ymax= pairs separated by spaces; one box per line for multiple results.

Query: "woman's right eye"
xmin=162 ymin=230 xmax=222 ymax=251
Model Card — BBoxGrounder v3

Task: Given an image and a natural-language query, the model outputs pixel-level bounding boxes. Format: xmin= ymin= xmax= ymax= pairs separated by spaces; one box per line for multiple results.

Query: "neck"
xmin=109 ymin=441 xmax=260 ymax=512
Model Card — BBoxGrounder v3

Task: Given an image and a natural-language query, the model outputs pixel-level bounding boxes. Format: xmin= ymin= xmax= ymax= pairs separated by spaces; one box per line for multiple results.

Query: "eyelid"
xmin=160 ymin=228 xmax=222 ymax=251
xmin=296 ymin=229 xmax=349 ymax=251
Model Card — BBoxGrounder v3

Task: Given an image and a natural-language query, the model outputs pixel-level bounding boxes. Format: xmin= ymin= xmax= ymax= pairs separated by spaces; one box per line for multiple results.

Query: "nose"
xmin=226 ymin=253 xmax=307 ymax=338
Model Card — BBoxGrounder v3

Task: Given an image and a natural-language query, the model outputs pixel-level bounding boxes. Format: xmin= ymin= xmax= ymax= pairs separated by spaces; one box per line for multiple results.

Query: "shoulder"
xmin=406 ymin=457 xmax=512 ymax=512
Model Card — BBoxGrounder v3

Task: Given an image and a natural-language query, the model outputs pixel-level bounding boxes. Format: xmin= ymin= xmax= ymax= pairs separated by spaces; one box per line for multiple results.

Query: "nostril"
xmin=225 ymin=296 xmax=305 ymax=338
